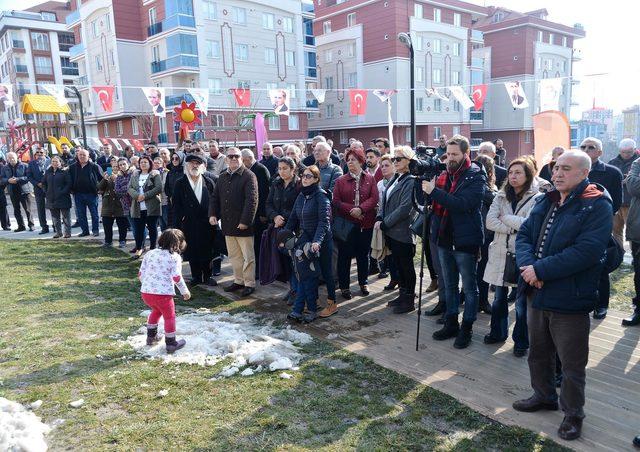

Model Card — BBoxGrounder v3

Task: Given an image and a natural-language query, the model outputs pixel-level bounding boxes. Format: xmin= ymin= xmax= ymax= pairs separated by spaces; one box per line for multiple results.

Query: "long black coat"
xmin=172 ymin=174 xmax=217 ymax=262
xmin=250 ymin=161 xmax=271 ymax=221
xmin=266 ymin=176 xmax=300 ymax=224
xmin=43 ymin=167 xmax=72 ymax=209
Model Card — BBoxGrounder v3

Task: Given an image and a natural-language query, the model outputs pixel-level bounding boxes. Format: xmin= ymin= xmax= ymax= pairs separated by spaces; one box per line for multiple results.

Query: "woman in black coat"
xmin=171 ymin=155 xmax=218 ymax=285
xmin=43 ymin=155 xmax=72 ymax=238
xmin=165 ymin=152 xmax=184 ymax=228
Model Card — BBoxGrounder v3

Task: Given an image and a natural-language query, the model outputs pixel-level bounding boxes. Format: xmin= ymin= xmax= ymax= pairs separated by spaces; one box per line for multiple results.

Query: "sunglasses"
xmin=302 ymin=174 xmax=316 ymax=180
xmin=227 ymin=154 xmax=241 ymax=159
xmin=580 ymin=145 xmax=597 ymax=151
xmin=392 ymin=157 xmax=406 ymax=162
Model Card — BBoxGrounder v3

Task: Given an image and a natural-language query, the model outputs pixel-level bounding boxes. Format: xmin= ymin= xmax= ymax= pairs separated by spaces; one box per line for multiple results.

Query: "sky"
xmin=3 ymin=0 xmax=638 ymax=117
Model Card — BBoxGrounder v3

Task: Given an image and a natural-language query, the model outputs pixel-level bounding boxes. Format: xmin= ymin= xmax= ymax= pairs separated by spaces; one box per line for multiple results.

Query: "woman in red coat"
xmin=332 ymin=148 xmax=379 ymax=299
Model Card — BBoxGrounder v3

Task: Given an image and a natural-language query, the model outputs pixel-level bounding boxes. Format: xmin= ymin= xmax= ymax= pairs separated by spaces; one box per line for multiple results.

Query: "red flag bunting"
xmin=349 ymin=89 xmax=368 ymax=116
xmin=472 ymin=84 xmax=488 ymax=111
xmin=131 ymin=139 xmax=145 ymax=151
xmin=92 ymin=86 xmax=115 ymax=113
xmin=232 ymin=88 xmax=251 ymax=107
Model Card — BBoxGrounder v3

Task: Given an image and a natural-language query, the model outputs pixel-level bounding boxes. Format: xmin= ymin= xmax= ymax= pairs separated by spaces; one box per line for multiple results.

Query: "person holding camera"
xmin=422 ymin=135 xmax=486 ymax=349
xmin=375 ymin=146 xmax=417 ymax=314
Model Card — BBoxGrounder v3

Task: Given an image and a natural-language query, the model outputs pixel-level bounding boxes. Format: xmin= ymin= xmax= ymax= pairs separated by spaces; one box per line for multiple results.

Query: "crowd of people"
xmin=2 ymin=132 xmax=640 ymax=443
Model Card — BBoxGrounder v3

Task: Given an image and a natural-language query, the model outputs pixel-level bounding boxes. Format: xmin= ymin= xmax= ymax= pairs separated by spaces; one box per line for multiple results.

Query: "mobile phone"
xmin=106 ymin=167 xmax=113 ymax=176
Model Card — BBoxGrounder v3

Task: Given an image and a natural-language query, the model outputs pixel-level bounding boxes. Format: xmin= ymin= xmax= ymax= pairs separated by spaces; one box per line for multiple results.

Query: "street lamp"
xmin=66 ymin=86 xmax=88 ymax=149
xmin=398 ymin=32 xmax=416 ymax=148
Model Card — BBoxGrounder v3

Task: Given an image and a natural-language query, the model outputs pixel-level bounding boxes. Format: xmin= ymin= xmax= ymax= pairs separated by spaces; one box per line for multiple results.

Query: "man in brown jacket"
xmin=209 ymin=147 xmax=259 ymax=296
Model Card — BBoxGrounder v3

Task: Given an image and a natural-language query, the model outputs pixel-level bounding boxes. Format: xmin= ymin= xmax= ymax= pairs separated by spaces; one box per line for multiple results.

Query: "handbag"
xmin=333 ymin=215 xmax=354 ymax=242
xmin=502 ymin=195 xmax=536 ymax=285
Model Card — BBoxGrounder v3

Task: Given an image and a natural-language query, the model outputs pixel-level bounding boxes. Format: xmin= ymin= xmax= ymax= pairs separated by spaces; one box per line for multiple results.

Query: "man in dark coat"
xmin=0 ymin=158 xmax=11 ymax=230
xmin=608 ymin=138 xmax=639 ymax=244
xmin=210 ymin=147 xmax=258 ymax=297
xmin=0 ymin=151 xmax=34 ymax=232
xmin=539 ymin=146 xmax=565 ymax=182
xmin=172 ymin=154 xmax=218 ymax=286
xmin=580 ymin=137 xmax=623 ymax=320
xmin=494 ymin=139 xmax=507 ymax=167
xmin=69 ymin=148 xmax=103 ymax=237
xmin=96 ymin=144 xmax=114 ymax=172
xmin=27 ymin=148 xmax=51 ymax=234
xmin=478 ymin=141 xmax=506 ymax=188
xmin=259 ymin=142 xmax=279 ymax=179
xmin=60 ymin=143 xmax=75 ymax=168
xmin=242 ymin=148 xmax=271 ymax=280
xmin=514 ymin=150 xmax=612 ymax=441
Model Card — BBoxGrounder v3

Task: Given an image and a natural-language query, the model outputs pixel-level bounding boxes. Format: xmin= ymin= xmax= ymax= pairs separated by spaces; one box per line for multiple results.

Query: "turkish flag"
xmin=100 ymin=137 xmax=110 ymax=145
xmin=92 ymin=86 xmax=115 ymax=112
xmin=131 ymin=139 xmax=145 ymax=151
xmin=232 ymin=88 xmax=251 ymax=107
xmin=472 ymin=84 xmax=488 ymax=110
xmin=349 ymin=89 xmax=368 ymax=115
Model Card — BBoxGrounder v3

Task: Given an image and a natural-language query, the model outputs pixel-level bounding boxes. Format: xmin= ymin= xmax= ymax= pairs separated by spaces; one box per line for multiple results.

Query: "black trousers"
xmin=103 ymin=216 xmax=129 ymax=244
xmin=423 ymin=236 xmax=437 ymax=281
xmin=253 ymin=220 xmax=268 ymax=278
xmin=189 ymin=259 xmax=211 ymax=283
xmin=10 ymin=193 xmax=33 ymax=228
xmin=386 ymin=235 xmax=416 ymax=294
xmin=0 ymin=190 xmax=10 ymax=228
xmin=595 ymin=271 xmax=610 ymax=310
xmin=133 ymin=211 xmax=158 ymax=250
xmin=632 ymin=241 xmax=640 ymax=307
xmin=337 ymin=227 xmax=373 ymax=288
xmin=477 ymin=241 xmax=490 ymax=306
xmin=34 ymin=187 xmax=48 ymax=229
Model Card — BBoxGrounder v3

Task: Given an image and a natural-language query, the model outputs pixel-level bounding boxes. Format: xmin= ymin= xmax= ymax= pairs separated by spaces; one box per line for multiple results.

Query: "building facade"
xmin=623 ymin=105 xmax=640 ymax=147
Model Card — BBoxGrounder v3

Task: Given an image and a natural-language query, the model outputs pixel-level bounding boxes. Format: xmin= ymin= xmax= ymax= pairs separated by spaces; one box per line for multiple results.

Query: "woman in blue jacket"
xmin=284 ymin=165 xmax=331 ymax=323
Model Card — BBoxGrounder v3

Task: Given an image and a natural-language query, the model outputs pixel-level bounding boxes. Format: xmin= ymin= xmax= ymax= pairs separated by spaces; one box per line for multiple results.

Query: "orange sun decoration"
xmin=173 ymin=100 xmax=203 ymax=139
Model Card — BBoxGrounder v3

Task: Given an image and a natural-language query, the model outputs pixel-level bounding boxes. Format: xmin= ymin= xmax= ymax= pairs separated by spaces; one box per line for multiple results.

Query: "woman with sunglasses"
xmin=128 ymin=155 xmax=163 ymax=259
xmin=165 ymin=152 xmax=184 ymax=228
xmin=284 ymin=165 xmax=330 ymax=323
xmin=374 ymin=146 xmax=417 ymax=314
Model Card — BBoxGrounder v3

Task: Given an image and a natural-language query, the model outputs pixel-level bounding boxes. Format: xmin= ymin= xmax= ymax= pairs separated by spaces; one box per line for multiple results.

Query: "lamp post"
xmin=67 ymin=86 xmax=87 ymax=149
xmin=398 ymin=32 xmax=416 ymax=148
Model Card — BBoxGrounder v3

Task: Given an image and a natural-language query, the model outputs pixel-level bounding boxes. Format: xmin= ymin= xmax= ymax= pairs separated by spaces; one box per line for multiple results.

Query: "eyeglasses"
xmin=302 ymin=174 xmax=316 ymax=180
xmin=580 ymin=145 xmax=597 ymax=151
xmin=227 ymin=154 xmax=241 ymax=160
xmin=392 ymin=157 xmax=406 ymax=162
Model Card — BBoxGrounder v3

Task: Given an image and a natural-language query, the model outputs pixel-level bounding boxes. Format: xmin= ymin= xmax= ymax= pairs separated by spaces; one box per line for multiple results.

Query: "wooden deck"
xmin=205 ymin=263 xmax=640 ymax=452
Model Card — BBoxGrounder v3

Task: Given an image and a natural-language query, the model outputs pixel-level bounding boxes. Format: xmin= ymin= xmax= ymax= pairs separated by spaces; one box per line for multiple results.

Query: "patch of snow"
xmin=69 ymin=399 xmax=84 ymax=408
xmin=240 ymin=368 xmax=254 ymax=377
xmin=326 ymin=333 xmax=339 ymax=340
xmin=29 ymin=401 xmax=43 ymax=410
xmin=126 ymin=312 xmax=312 ymax=377
xmin=0 ymin=397 xmax=50 ymax=452
xmin=157 ymin=390 xmax=169 ymax=397
xmin=279 ymin=372 xmax=293 ymax=379
xmin=140 ymin=383 xmax=150 ymax=388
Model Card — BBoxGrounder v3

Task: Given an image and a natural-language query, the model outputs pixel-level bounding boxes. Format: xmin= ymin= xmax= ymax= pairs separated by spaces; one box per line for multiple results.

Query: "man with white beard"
xmin=171 ymin=154 xmax=219 ymax=286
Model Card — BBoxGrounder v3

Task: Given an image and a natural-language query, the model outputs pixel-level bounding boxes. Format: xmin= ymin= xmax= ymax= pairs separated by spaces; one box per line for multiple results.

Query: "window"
xmin=103 ymin=123 xmax=109 ymax=137
xmin=537 ymin=30 xmax=543 ymax=42
xmin=323 ymin=76 xmax=334 ymax=89
xmin=347 ymin=72 xmax=357 ymax=88
xmin=433 ymin=126 xmax=441 ymax=140
xmin=416 ymin=67 xmax=424 ymax=83
xmin=237 ymin=80 xmax=250 ymax=89
xmin=283 ymin=17 xmax=293 ymax=33
xmin=524 ymin=130 xmax=532 ymax=143
xmin=203 ymin=1 xmax=216 ymax=20
xmin=265 ymin=47 xmax=276 ymax=64
xmin=211 ymin=114 xmax=224 ymax=127
xmin=434 ymin=98 xmax=442 ymax=111
xmin=266 ymin=82 xmax=278 ymax=91
xmin=208 ymin=78 xmax=222 ymax=95
xmin=340 ymin=130 xmax=348 ymax=144
xmin=268 ymin=115 xmax=280 ymax=130
xmin=262 ymin=13 xmax=274 ymax=30
xmin=132 ymin=118 xmax=139 ymax=135
xmin=432 ymin=68 xmax=441 ymax=84
xmin=105 ymin=13 xmax=111 ymax=31
xmin=95 ymin=55 xmax=103 ymax=72
xmin=562 ymin=36 xmax=567 ymax=47
xmin=323 ymin=21 xmax=331 ymax=34
xmin=235 ymin=44 xmax=248 ymax=61
xmin=91 ymin=20 xmax=98 ymax=38
xmin=347 ymin=43 xmax=355 ymax=57
xmin=31 ymin=32 xmax=50 ymax=51
xmin=453 ymin=126 xmax=460 ymax=135
xmin=287 ymin=83 xmax=296 ymax=98
xmin=453 ymin=13 xmax=461 ymax=27
xmin=453 ymin=100 xmax=460 ymax=112
xmin=433 ymin=39 xmax=441 ymax=54
xmin=325 ymin=50 xmax=332 ymax=63
xmin=453 ymin=42 xmax=461 ymax=56
xmin=232 ymin=7 xmax=246 ymax=25
xmin=41 ymin=11 xmax=56 ymax=21
xmin=562 ymin=60 xmax=567 ymax=72
xmin=148 ymin=7 xmax=157 ymax=24
xmin=347 ymin=12 xmax=356 ymax=27
xmin=206 ymin=40 xmax=220 ymax=58
xmin=433 ymin=8 xmax=441 ymax=22
xmin=414 ymin=35 xmax=423 ymax=51
xmin=414 ymin=3 xmax=423 ymax=18
xmin=549 ymin=33 xmax=554 ymax=45
xmin=285 ymin=50 xmax=295 ymax=66
xmin=34 ymin=56 xmax=53 ymax=74
xmin=116 ymin=120 xmax=123 ymax=136
xmin=416 ymin=97 xmax=423 ymax=112
xmin=151 ymin=45 xmax=160 ymax=62
xmin=545 ymin=59 xmax=553 ymax=70
xmin=288 ymin=114 xmax=299 ymax=130
xmin=326 ymin=104 xmax=334 ymax=118
xmin=452 ymin=71 xmax=460 ymax=85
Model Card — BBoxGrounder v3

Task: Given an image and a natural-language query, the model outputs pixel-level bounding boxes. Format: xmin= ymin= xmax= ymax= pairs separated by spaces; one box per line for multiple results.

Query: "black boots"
xmin=165 ymin=336 xmax=186 ymax=354
xmin=478 ymin=299 xmax=492 ymax=314
xmin=393 ymin=292 xmax=415 ymax=314
xmin=433 ymin=314 xmax=459 ymax=340
xmin=387 ymin=289 xmax=404 ymax=307
xmin=146 ymin=326 xmax=162 ymax=346
xmin=454 ymin=320 xmax=473 ymax=349
xmin=425 ymin=298 xmax=445 ymax=317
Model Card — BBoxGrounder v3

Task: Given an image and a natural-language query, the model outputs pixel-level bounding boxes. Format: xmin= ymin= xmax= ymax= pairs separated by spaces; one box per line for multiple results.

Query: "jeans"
xmin=133 ymin=210 xmax=158 ymax=250
xmin=337 ymin=227 xmax=373 ymax=289
xmin=438 ymin=247 xmax=479 ymax=323
xmin=50 ymin=208 xmax=71 ymax=237
xmin=513 ymin=291 xmax=529 ymax=350
xmin=159 ymin=204 xmax=169 ymax=231
xmin=293 ymin=276 xmax=319 ymax=314
xmin=74 ymin=193 xmax=99 ymax=234
xmin=103 ymin=216 xmax=128 ymax=244
xmin=386 ymin=236 xmax=416 ymax=293
xmin=488 ymin=286 xmax=509 ymax=340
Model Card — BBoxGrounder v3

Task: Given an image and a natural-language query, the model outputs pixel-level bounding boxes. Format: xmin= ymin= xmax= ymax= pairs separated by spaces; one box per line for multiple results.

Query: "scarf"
xmin=300 ymin=183 xmax=318 ymax=197
xmin=188 ymin=174 xmax=204 ymax=203
xmin=433 ymin=155 xmax=471 ymax=239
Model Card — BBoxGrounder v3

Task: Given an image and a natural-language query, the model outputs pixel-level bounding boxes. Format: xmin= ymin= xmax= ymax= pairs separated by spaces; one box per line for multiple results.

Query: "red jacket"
xmin=332 ymin=171 xmax=379 ymax=229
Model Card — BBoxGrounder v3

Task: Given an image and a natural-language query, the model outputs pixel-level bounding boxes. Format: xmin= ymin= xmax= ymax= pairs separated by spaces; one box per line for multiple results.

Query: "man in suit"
xmin=478 ymin=141 xmax=507 ymax=188
xmin=0 ymin=152 xmax=34 ymax=232
xmin=27 ymin=148 xmax=51 ymax=234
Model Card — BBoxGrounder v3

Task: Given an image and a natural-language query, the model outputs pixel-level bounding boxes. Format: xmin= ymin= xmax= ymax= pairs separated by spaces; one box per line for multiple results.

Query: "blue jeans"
xmin=488 ymin=286 xmax=509 ymax=340
xmin=512 ymin=290 xmax=529 ymax=350
xmin=438 ymin=247 xmax=479 ymax=323
xmin=74 ymin=193 xmax=99 ymax=234
xmin=293 ymin=277 xmax=318 ymax=314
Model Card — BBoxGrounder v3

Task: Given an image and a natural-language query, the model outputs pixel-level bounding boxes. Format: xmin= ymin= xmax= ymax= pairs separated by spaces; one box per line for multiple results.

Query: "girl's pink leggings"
xmin=141 ymin=293 xmax=176 ymax=335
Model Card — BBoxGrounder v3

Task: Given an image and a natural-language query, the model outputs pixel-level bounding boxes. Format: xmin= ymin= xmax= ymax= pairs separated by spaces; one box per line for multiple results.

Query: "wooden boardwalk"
xmin=206 ymin=263 xmax=640 ymax=452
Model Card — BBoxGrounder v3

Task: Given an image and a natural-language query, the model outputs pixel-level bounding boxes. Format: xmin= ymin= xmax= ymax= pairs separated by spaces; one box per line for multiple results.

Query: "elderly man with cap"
xmin=171 ymin=154 xmax=218 ymax=286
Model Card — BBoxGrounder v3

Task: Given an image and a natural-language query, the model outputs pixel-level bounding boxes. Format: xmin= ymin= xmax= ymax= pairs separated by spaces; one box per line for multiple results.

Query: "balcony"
xmin=147 ymin=14 xmax=196 ymax=38
xmin=69 ymin=43 xmax=85 ymax=58
xmin=78 ymin=75 xmax=88 ymax=85
xmin=15 ymin=64 xmax=28 ymax=74
xmin=65 ymin=9 xmax=80 ymax=26
xmin=306 ymin=99 xmax=318 ymax=109
xmin=305 ymin=67 xmax=317 ymax=78
xmin=12 ymin=40 xmax=24 ymax=49
xmin=305 ymin=35 xmax=315 ymax=46
xmin=470 ymin=29 xmax=484 ymax=42
xmin=151 ymin=54 xmax=198 ymax=74
xmin=165 ymin=93 xmax=195 ymax=107
xmin=572 ymin=49 xmax=582 ymax=62
xmin=470 ymin=111 xmax=483 ymax=121
xmin=62 ymin=67 xmax=79 ymax=76
xmin=59 ymin=43 xmax=73 ymax=52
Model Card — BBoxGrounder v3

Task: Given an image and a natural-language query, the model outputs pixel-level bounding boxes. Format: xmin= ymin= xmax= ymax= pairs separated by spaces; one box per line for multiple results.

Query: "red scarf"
xmin=433 ymin=155 xmax=471 ymax=221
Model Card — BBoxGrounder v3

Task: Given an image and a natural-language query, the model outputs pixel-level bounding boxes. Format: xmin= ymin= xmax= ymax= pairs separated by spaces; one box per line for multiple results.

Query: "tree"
xmin=131 ymin=113 xmax=156 ymax=142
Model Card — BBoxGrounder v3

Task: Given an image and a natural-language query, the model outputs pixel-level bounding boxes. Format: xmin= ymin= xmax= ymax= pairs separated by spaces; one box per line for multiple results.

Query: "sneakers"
xmin=77 ymin=231 xmax=90 ymax=237
xmin=118 ymin=241 xmax=127 ymax=248
xmin=240 ymin=287 xmax=255 ymax=297
xmin=341 ymin=289 xmax=352 ymax=300
xmin=165 ymin=336 xmax=186 ymax=354
xmin=52 ymin=233 xmax=63 ymax=239
xmin=287 ymin=311 xmax=304 ymax=323
xmin=360 ymin=285 xmax=370 ymax=296
xmin=303 ymin=311 xmax=318 ymax=323
xmin=483 ymin=334 xmax=506 ymax=345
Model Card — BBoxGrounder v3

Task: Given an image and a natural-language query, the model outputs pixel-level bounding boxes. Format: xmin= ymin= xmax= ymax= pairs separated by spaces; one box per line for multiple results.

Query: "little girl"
xmin=138 ymin=228 xmax=191 ymax=353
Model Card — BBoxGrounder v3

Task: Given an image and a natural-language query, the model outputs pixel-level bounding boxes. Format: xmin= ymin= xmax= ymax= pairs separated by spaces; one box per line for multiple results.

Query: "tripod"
xmin=412 ymin=182 xmax=432 ymax=352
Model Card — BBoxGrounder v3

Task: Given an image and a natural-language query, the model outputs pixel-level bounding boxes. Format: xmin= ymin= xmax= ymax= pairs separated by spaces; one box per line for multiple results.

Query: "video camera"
xmin=408 ymin=145 xmax=446 ymax=180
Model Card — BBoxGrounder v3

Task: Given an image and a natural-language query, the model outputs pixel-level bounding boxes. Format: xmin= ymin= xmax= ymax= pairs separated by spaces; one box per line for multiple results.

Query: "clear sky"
xmin=3 ymin=0 xmax=638 ymax=117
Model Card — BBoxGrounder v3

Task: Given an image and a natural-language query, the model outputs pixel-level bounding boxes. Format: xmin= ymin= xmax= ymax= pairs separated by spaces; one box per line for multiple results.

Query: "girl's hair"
xmin=278 ymin=156 xmax=295 ymax=170
xmin=304 ymin=164 xmax=321 ymax=182
xmin=505 ymin=157 xmax=536 ymax=203
xmin=158 ymin=228 xmax=186 ymax=253
xmin=475 ymin=154 xmax=496 ymax=190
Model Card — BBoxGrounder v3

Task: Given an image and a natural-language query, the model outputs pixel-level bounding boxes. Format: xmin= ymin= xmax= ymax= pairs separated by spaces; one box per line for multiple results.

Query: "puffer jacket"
xmin=97 ymin=175 xmax=125 ymax=217
xmin=516 ymin=179 xmax=613 ymax=313
xmin=285 ymin=184 xmax=331 ymax=245
xmin=332 ymin=171 xmax=379 ymax=229
xmin=43 ymin=166 xmax=72 ymax=209
xmin=266 ymin=176 xmax=300 ymax=224
xmin=483 ymin=182 xmax=542 ymax=287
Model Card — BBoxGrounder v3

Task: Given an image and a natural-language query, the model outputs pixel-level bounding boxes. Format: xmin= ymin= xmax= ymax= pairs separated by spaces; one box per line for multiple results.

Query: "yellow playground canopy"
xmin=21 ymin=94 xmax=71 ymax=115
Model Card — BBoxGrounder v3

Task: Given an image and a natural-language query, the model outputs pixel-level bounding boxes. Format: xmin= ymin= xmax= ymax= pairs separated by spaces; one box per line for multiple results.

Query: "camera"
xmin=409 ymin=146 xmax=446 ymax=180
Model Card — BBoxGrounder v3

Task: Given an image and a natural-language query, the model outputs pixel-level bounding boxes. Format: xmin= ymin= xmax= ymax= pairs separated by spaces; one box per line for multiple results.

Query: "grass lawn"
xmin=0 ymin=240 xmax=568 ymax=451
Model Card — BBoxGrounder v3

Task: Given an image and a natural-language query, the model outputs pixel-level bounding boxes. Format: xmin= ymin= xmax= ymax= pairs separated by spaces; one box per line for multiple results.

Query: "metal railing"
xmin=62 ymin=67 xmax=79 ymax=76
xmin=15 ymin=64 xmax=28 ymax=73
xmin=65 ymin=10 xmax=80 ymax=25
xmin=151 ymin=55 xmax=198 ymax=74
xmin=147 ymin=14 xmax=196 ymax=37
xmin=69 ymin=43 xmax=85 ymax=58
